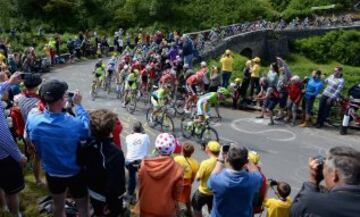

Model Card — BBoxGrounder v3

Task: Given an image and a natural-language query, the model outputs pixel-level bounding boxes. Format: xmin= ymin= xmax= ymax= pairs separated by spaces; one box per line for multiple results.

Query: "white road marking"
xmin=231 ymin=118 xmax=297 ymax=142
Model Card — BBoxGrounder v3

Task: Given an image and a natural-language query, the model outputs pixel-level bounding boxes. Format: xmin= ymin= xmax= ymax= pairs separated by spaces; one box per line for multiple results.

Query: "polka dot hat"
xmin=155 ymin=133 xmax=176 ymax=156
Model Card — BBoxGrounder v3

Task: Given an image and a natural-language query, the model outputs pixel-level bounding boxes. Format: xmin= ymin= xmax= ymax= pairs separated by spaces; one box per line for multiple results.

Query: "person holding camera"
xmin=26 ymin=80 xmax=90 ymax=217
xmin=290 ymin=146 xmax=360 ymax=217
xmin=263 ymin=180 xmax=292 ymax=217
xmin=207 ymin=144 xmax=262 ymax=217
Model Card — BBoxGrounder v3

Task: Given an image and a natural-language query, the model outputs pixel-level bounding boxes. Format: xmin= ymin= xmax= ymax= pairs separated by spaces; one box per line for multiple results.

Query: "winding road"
xmin=44 ymin=60 xmax=359 ymax=196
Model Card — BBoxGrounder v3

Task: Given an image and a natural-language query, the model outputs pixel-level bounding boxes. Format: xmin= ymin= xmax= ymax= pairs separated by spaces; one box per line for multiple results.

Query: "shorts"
xmin=196 ymin=99 xmax=209 ymax=116
xmin=125 ymin=80 xmax=136 ymax=91
xmin=151 ymin=96 xmax=160 ymax=109
xmin=46 ymin=173 xmax=87 ymax=198
xmin=177 ymin=179 xmax=192 ymax=203
xmin=278 ymin=92 xmax=288 ymax=108
xmin=265 ymin=98 xmax=278 ymax=111
xmin=303 ymin=96 xmax=315 ymax=115
xmin=287 ymin=99 xmax=299 ymax=112
xmin=141 ymin=75 xmax=148 ymax=83
xmin=186 ymin=84 xmax=196 ymax=95
xmin=191 ymin=190 xmax=213 ymax=212
xmin=0 ymin=156 xmax=24 ymax=195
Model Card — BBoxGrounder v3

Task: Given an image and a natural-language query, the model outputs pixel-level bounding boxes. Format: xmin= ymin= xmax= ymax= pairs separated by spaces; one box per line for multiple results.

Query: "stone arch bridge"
xmin=191 ymin=24 xmax=360 ymax=62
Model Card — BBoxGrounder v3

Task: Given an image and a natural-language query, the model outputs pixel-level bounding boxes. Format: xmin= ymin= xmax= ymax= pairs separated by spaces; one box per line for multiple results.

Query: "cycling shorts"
xmin=151 ymin=96 xmax=161 ymax=109
xmin=141 ymin=75 xmax=148 ymax=83
xmin=196 ymin=99 xmax=209 ymax=116
xmin=186 ymin=84 xmax=197 ymax=95
xmin=125 ymin=80 xmax=137 ymax=91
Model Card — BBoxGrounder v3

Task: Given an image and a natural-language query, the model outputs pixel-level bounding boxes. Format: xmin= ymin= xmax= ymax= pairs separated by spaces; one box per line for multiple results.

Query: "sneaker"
xmin=121 ymin=102 xmax=126 ymax=108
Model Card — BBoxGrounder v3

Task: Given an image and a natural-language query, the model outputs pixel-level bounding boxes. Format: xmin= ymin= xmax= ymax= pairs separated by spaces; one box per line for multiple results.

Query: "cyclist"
xmin=150 ymin=84 xmax=172 ymax=120
xmin=122 ymin=68 xmax=139 ymax=107
xmin=194 ymin=87 xmax=230 ymax=124
xmin=184 ymin=70 xmax=206 ymax=113
xmin=159 ymin=66 xmax=177 ymax=89
xmin=340 ymin=83 xmax=360 ymax=135
xmin=140 ymin=65 xmax=151 ymax=94
xmin=92 ymin=59 xmax=106 ymax=90
xmin=104 ymin=57 xmax=117 ymax=91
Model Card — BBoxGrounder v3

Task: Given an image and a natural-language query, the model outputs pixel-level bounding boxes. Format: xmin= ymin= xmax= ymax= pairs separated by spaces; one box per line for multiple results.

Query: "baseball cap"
xmin=40 ymin=79 xmax=68 ymax=103
xmin=225 ymin=49 xmax=231 ymax=55
xmin=24 ymin=73 xmax=42 ymax=89
xmin=207 ymin=141 xmax=220 ymax=152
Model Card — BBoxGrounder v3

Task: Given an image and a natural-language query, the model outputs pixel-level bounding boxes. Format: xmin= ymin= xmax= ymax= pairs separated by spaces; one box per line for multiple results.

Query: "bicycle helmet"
xmin=217 ymin=87 xmax=230 ymax=96
xmin=155 ymin=133 xmax=176 ymax=156
xmin=200 ymin=61 xmax=207 ymax=68
xmin=248 ymin=150 xmax=260 ymax=165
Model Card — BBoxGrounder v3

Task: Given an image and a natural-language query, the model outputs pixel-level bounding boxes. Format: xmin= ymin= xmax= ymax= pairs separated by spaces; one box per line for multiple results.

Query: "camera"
xmin=20 ymin=72 xmax=32 ymax=79
xmin=313 ymin=155 xmax=326 ymax=183
xmin=67 ymin=91 xmax=75 ymax=98
xmin=268 ymin=179 xmax=278 ymax=187
xmin=222 ymin=144 xmax=230 ymax=153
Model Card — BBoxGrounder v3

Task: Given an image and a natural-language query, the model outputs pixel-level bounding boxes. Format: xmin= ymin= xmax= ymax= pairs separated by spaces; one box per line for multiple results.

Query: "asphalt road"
xmin=44 ymin=59 xmax=360 ymax=197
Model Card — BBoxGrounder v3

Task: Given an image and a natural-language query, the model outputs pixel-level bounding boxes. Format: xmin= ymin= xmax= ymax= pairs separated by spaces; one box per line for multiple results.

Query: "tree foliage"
xmin=0 ymin=0 xmax=356 ymax=33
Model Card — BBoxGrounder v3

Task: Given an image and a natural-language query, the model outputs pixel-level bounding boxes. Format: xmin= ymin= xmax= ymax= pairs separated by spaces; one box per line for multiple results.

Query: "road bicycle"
xmin=181 ymin=116 xmax=220 ymax=142
xmin=146 ymin=105 xmax=175 ymax=133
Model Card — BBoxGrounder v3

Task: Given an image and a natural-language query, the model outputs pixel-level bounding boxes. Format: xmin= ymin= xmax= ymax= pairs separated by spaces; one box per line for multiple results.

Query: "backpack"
xmin=9 ymin=106 xmax=25 ymax=138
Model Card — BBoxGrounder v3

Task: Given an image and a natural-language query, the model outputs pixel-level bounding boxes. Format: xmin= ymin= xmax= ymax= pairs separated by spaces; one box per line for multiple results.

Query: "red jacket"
xmin=112 ymin=118 xmax=122 ymax=149
xmin=287 ymin=82 xmax=303 ymax=104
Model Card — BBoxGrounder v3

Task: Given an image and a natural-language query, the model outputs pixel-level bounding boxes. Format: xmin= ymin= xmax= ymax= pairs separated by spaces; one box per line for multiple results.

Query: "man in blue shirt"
xmin=26 ymin=79 xmax=90 ymax=217
xmin=208 ymin=144 xmax=262 ymax=217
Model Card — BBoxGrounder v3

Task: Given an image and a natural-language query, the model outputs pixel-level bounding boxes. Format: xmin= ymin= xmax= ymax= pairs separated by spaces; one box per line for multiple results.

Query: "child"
xmin=229 ymin=78 xmax=242 ymax=109
xmin=174 ymin=143 xmax=200 ymax=217
xmin=263 ymin=181 xmax=292 ymax=217
xmin=285 ymin=76 xmax=303 ymax=126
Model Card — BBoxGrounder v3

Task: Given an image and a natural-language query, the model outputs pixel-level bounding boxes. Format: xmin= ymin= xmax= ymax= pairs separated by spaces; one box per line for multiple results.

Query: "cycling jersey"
xmin=160 ymin=73 xmax=175 ymax=85
xmin=186 ymin=74 xmax=201 ymax=86
xmin=196 ymin=92 xmax=218 ymax=116
xmin=95 ymin=67 xmax=105 ymax=78
xmin=125 ymin=72 xmax=138 ymax=90
xmin=151 ymin=88 xmax=167 ymax=108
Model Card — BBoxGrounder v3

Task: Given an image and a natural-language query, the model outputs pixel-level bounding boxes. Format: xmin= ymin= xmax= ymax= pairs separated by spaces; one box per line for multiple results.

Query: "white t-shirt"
xmin=125 ymin=133 xmax=150 ymax=162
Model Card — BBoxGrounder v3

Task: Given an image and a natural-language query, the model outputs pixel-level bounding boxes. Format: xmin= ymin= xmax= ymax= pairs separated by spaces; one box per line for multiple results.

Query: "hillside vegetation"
xmin=0 ymin=0 xmax=357 ymax=33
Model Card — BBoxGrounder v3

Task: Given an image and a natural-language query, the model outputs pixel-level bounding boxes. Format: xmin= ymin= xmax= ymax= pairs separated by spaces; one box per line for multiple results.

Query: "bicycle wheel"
xmin=161 ymin=113 xmax=175 ymax=133
xmin=200 ymin=127 xmax=219 ymax=142
xmin=180 ymin=117 xmax=194 ymax=139
xmin=145 ymin=108 xmax=157 ymax=128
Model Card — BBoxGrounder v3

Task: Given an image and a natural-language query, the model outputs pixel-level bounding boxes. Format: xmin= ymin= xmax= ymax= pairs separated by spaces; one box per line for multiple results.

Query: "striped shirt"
xmin=14 ymin=93 xmax=40 ymax=121
xmin=323 ymin=74 xmax=345 ymax=99
xmin=0 ymin=81 xmax=22 ymax=161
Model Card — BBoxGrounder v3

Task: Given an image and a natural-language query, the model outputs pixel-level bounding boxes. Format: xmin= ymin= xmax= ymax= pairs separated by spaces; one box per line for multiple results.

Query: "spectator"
xmin=229 ymin=78 xmax=242 ymax=109
xmin=276 ymin=57 xmax=292 ymax=120
xmin=182 ymin=36 xmax=195 ymax=69
xmin=248 ymin=151 xmax=267 ymax=215
xmin=78 ymin=109 xmax=126 ymax=217
xmin=256 ymin=77 xmax=280 ymax=125
xmin=290 ymin=146 xmax=360 ymax=217
xmin=285 ymin=75 xmax=303 ymax=126
xmin=209 ymin=66 xmax=222 ymax=92
xmin=174 ymin=143 xmax=200 ymax=217
xmin=240 ymin=60 xmax=252 ymax=100
xmin=13 ymin=74 xmax=43 ymax=185
xmin=26 ymin=80 xmax=90 ymax=217
xmin=0 ymin=72 xmax=27 ymax=217
xmin=263 ymin=181 xmax=292 ymax=217
xmin=250 ymin=57 xmax=261 ymax=98
xmin=111 ymin=117 xmax=123 ymax=148
xmin=316 ymin=66 xmax=344 ymax=128
xmin=138 ymin=133 xmax=183 ymax=217
xmin=300 ymin=70 xmax=324 ymax=127
xmin=208 ymin=144 xmax=262 ymax=217
xmin=125 ymin=121 xmax=150 ymax=204
xmin=192 ymin=141 xmax=220 ymax=217
xmin=220 ymin=49 xmax=233 ymax=87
